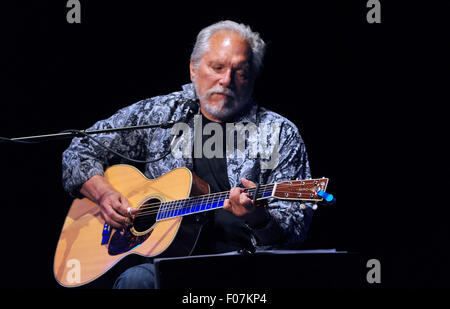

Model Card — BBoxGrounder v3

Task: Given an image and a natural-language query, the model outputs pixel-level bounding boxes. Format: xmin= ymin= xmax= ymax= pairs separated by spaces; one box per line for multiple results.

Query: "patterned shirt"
xmin=62 ymin=83 xmax=314 ymax=249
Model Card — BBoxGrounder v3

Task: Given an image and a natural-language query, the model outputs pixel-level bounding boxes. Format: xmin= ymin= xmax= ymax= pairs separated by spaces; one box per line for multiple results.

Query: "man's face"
xmin=190 ymin=31 xmax=255 ymax=121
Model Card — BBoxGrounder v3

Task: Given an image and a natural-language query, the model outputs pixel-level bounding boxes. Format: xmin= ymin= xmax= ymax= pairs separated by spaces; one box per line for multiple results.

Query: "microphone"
xmin=159 ymin=101 xmax=199 ymax=129
xmin=182 ymin=100 xmax=199 ymax=122
xmin=168 ymin=101 xmax=199 ymax=142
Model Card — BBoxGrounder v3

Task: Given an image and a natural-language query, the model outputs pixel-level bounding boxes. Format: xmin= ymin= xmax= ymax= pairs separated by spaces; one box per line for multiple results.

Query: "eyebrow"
xmin=207 ymin=60 xmax=250 ymax=69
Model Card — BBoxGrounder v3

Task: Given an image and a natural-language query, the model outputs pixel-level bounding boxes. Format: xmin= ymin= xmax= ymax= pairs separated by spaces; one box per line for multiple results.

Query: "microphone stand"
xmin=0 ymin=121 xmax=176 ymax=144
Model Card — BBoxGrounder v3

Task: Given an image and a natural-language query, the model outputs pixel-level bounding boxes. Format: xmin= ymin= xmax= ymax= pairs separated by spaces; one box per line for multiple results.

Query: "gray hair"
xmin=190 ymin=20 xmax=266 ymax=75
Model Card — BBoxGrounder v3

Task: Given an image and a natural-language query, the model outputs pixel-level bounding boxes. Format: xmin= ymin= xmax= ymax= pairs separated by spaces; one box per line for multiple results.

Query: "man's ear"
xmin=189 ymin=60 xmax=196 ymax=82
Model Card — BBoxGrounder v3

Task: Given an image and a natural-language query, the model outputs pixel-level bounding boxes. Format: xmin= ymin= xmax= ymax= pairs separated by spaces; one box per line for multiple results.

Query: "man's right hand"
xmin=97 ymin=190 xmax=135 ymax=229
xmin=81 ymin=175 xmax=138 ymax=230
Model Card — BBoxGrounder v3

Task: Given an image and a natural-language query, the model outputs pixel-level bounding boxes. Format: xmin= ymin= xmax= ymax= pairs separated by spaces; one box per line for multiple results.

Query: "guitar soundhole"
xmin=131 ymin=198 xmax=160 ymax=235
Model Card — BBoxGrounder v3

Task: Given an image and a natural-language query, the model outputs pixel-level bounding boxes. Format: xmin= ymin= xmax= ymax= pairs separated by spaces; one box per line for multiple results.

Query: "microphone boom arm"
xmin=1 ymin=122 xmax=176 ymax=144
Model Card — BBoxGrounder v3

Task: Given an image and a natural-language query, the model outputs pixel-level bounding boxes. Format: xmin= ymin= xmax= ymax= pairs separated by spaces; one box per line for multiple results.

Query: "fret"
xmin=167 ymin=201 xmax=173 ymax=218
xmin=209 ymin=193 xmax=219 ymax=209
xmin=181 ymin=199 xmax=188 ymax=215
xmin=199 ymin=197 xmax=206 ymax=211
xmin=163 ymin=202 xmax=169 ymax=219
xmin=170 ymin=200 xmax=177 ymax=218
xmin=204 ymin=195 xmax=211 ymax=210
xmin=216 ymin=197 xmax=225 ymax=208
xmin=156 ymin=202 xmax=163 ymax=220
xmin=157 ymin=203 xmax=164 ymax=220
xmin=162 ymin=202 xmax=170 ymax=218
xmin=262 ymin=185 xmax=272 ymax=198
xmin=211 ymin=193 xmax=222 ymax=209
xmin=180 ymin=200 xmax=187 ymax=215
xmin=193 ymin=198 xmax=200 ymax=212
xmin=164 ymin=201 xmax=170 ymax=219
xmin=189 ymin=197 xmax=196 ymax=214
xmin=156 ymin=183 xmax=278 ymax=221
xmin=159 ymin=203 xmax=165 ymax=220
xmin=180 ymin=200 xmax=186 ymax=216
xmin=179 ymin=200 xmax=184 ymax=214
xmin=208 ymin=194 xmax=215 ymax=210
xmin=204 ymin=194 xmax=211 ymax=211
xmin=203 ymin=194 xmax=210 ymax=210
xmin=177 ymin=200 xmax=183 ymax=216
xmin=163 ymin=202 xmax=170 ymax=219
xmin=169 ymin=201 xmax=176 ymax=217
xmin=192 ymin=198 xmax=200 ymax=213
xmin=186 ymin=198 xmax=194 ymax=215
xmin=172 ymin=201 xmax=178 ymax=217
xmin=181 ymin=199 xmax=187 ymax=215
xmin=261 ymin=185 xmax=266 ymax=200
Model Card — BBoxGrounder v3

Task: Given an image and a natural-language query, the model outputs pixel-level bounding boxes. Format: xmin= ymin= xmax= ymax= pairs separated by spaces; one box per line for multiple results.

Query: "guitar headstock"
xmin=273 ymin=178 xmax=329 ymax=202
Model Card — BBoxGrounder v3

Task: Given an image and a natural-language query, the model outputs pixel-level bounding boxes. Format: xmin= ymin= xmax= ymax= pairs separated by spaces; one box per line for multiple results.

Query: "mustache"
xmin=205 ymin=86 xmax=236 ymax=100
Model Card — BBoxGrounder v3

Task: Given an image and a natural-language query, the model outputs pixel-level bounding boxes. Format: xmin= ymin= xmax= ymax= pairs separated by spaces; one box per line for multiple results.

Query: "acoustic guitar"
xmin=54 ymin=164 xmax=330 ymax=287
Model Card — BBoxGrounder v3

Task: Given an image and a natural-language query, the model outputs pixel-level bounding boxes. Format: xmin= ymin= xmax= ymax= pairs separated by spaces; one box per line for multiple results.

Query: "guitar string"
xmin=130 ymin=183 xmax=318 ymax=218
xmin=133 ymin=189 xmax=268 ymax=218
xmin=132 ymin=188 xmax=320 ymax=218
xmin=128 ymin=182 xmax=313 ymax=215
xmin=132 ymin=185 xmax=274 ymax=218
xmin=129 ymin=182 xmax=306 ymax=217
xmin=131 ymin=188 xmax=321 ymax=219
xmin=134 ymin=184 xmax=272 ymax=207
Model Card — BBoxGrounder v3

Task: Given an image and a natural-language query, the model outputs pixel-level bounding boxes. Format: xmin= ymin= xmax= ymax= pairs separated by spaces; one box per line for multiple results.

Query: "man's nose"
xmin=219 ymin=69 xmax=233 ymax=88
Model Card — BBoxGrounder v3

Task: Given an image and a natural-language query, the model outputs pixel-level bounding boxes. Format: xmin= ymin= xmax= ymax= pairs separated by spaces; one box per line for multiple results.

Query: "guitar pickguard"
xmin=108 ymin=228 xmax=151 ymax=255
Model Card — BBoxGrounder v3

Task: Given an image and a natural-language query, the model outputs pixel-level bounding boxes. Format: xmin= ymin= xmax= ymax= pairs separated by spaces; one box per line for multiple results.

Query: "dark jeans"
xmin=113 ymin=262 xmax=156 ymax=289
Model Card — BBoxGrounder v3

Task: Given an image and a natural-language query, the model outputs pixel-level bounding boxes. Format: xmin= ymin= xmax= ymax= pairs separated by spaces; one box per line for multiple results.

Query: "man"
xmin=62 ymin=20 xmax=313 ymax=288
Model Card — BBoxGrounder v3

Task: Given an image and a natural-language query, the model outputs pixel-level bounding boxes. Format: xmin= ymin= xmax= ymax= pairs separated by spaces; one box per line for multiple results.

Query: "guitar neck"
xmin=156 ymin=184 xmax=275 ymax=221
xmin=155 ymin=176 xmax=330 ymax=221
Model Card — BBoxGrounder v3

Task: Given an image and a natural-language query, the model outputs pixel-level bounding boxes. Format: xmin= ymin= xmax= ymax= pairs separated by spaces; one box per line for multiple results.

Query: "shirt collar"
xmin=181 ymin=83 xmax=198 ymax=100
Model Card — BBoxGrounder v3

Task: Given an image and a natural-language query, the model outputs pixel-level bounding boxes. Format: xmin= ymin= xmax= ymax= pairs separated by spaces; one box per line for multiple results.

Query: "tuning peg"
xmin=300 ymin=203 xmax=319 ymax=210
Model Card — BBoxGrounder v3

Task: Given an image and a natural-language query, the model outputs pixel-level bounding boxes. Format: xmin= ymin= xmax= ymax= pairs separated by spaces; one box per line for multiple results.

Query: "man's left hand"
xmin=223 ymin=178 xmax=270 ymax=227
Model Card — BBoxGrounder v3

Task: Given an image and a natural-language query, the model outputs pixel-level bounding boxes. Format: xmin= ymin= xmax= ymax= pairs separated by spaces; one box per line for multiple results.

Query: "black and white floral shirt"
xmin=62 ymin=83 xmax=314 ymax=249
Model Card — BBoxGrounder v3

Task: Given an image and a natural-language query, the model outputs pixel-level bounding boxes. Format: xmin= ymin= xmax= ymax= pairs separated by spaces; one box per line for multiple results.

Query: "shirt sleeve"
xmin=61 ymin=101 xmax=149 ymax=198
xmin=251 ymin=121 xmax=314 ymax=248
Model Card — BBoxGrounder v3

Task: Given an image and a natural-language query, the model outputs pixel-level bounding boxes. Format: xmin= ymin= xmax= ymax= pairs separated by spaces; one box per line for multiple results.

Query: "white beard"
xmin=194 ymin=84 xmax=250 ymax=121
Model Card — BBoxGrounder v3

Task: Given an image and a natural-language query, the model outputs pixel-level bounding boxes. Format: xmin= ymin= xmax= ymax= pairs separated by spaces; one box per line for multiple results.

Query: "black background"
xmin=0 ymin=0 xmax=447 ymax=291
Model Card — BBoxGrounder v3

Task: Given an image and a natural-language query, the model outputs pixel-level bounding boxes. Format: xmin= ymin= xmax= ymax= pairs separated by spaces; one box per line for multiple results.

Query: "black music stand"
xmin=154 ymin=249 xmax=365 ymax=288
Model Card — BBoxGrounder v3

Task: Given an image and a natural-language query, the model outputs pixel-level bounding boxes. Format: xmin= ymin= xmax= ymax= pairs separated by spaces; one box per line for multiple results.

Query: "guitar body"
xmin=54 ymin=165 xmax=210 ymax=287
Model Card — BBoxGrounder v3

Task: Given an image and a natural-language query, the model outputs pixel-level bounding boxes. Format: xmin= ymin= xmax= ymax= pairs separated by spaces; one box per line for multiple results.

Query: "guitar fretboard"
xmin=156 ymin=184 xmax=275 ymax=221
